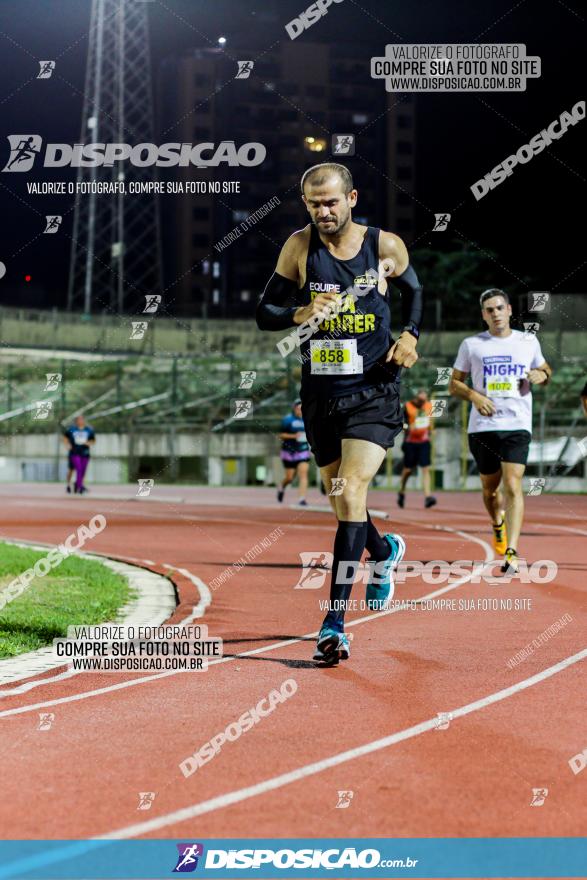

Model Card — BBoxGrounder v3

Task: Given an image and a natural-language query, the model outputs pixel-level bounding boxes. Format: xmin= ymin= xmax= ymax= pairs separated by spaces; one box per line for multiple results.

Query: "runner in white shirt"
xmin=449 ymin=289 xmax=552 ymax=573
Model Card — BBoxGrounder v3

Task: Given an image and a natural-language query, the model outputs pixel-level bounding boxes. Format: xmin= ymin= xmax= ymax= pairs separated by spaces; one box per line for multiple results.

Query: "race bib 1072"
xmin=486 ymin=377 xmax=521 ymax=398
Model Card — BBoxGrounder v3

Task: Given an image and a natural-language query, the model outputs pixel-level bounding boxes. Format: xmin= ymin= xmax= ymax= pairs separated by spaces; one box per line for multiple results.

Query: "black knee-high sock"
xmin=323 ymin=520 xmax=367 ymax=632
xmin=365 ymin=511 xmax=389 ymax=561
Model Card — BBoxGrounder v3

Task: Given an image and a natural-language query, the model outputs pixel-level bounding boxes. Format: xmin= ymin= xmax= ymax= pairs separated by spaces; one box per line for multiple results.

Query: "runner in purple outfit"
xmin=63 ymin=414 xmax=95 ymax=494
xmin=277 ymin=399 xmax=311 ymax=506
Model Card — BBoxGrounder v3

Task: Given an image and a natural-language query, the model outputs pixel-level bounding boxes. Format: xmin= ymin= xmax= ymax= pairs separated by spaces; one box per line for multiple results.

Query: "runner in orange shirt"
xmin=397 ymin=389 xmax=437 ymax=509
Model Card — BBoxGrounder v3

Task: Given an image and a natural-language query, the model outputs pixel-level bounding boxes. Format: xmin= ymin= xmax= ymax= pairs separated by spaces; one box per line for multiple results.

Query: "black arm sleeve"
xmin=390 ymin=264 xmax=424 ymax=334
xmin=256 ymin=272 xmax=300 ymax=331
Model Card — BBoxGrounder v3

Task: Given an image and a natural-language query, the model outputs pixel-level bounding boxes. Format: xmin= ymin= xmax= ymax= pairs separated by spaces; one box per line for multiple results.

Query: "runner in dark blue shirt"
xmin=256 ymin=162 xmax=423 ymax=664
xmin=277 ymin=399 xmax=311 ymax=506
xmin=63 ymin=415 xmax=95 ymax=494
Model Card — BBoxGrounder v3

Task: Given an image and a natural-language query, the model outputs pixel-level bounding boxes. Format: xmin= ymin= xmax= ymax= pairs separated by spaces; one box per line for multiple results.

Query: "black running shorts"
xmin=468 ymin=429 xmax=531 ymax=474
xmin=302 ymin=382 xmax=403 ymax=468
xmin=403 ymin=440 xmax=431 ymax=469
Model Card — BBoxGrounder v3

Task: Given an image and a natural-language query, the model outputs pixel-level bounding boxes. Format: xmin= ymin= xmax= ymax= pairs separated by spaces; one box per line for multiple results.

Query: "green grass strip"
xmin=0 ymin=542 xmax=133 ymax=659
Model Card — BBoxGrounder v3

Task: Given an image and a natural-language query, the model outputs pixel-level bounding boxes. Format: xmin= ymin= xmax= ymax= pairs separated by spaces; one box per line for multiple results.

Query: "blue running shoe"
xmin=366 ymin=533 xmax=406 ymax=611
xmin=313 ymin=628 xmax=350 ymax=662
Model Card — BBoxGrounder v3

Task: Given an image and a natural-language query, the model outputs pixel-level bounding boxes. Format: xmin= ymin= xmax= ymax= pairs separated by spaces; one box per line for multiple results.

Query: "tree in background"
xmin=409 ymin=239 xmax=533 ymax=330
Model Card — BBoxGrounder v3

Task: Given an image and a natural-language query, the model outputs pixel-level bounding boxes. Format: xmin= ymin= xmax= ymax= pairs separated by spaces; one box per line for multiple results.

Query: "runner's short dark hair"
xmin=480 ymin=288 xmax=510 ymax=307
xmin=301 ymin=163 xmax=354 ymax=195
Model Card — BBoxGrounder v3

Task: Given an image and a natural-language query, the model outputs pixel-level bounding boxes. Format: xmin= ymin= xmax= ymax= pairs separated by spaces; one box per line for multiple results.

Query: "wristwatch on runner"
xmin=402 ymin=323 xmax=420 ymax=340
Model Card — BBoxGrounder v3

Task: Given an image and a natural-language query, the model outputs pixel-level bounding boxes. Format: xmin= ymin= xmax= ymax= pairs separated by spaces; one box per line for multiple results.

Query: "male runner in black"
xmin=256 ymin=163 xmax=423 ymax=663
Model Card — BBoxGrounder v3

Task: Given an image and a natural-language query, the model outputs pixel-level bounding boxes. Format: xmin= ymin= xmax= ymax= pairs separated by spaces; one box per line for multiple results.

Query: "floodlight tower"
xmin=67 ymin=0 xmax=163 ymax=314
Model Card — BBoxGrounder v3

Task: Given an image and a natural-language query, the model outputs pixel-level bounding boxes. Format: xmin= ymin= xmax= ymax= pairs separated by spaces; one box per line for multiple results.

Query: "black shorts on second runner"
xmin=403 ymin=440 xmax=431 ymax=469
xmin=468 ymin=429 xmax=531 ymax=474
xmin=302 ymin=382 xmax=403 ymax=468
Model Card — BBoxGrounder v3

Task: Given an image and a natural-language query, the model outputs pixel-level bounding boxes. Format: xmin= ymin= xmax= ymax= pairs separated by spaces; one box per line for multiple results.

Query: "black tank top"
xmin=298 ymin=224 xmax=397 ymax=397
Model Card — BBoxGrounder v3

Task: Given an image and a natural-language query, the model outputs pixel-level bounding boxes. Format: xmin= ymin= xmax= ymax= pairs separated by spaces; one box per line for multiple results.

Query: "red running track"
xmin=0 ymin=484 xmax=585 ymax=855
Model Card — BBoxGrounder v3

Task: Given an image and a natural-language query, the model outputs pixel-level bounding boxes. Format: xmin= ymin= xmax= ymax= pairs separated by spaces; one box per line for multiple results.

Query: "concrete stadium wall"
xmin=1 ymin=308 xmax=585 ymax=358
xmin=2 ymin=431 xmax=584 ymax=492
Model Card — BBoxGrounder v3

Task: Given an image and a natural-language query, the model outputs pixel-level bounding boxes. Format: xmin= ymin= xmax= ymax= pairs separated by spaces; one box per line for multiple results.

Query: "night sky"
xmin=0 ymin=0 xmax=584 ymax=311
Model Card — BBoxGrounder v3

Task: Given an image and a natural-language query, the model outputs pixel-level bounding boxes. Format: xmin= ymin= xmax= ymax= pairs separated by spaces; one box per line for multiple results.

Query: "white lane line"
xmin=0 ymin=526 xmax=491 ymax=719
xmin=98 ymin=647 xmax=587 ymax=839
xmin=0 ymin=558 xmax=206 ymax=698
xmin=115 ymin=555 xmax=157 ymax=565
xmin=0 ymin=668 xmax=77 ymax=697
xmin=163 ymin=565 xmax=212 ymax=621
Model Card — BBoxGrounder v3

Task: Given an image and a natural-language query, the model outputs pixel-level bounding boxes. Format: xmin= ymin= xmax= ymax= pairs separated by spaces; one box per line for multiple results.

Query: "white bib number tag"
xmin=414 ymin=415 xmax=430 ymax=429
xmin=486 ymin=377 xmax=520 ymax=399
xmin=310 ymin=339 xmax=363 ymax=375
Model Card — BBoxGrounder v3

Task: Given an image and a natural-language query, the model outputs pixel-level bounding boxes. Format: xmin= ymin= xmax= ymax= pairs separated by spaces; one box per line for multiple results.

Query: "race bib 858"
xmin=310 ymin=339 xmax=363 ymax=375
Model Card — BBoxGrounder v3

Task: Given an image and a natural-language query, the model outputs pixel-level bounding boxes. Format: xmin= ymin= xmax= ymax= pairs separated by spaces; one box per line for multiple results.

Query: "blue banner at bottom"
xmin=0 ymin=838 xmax=584 ymax=879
